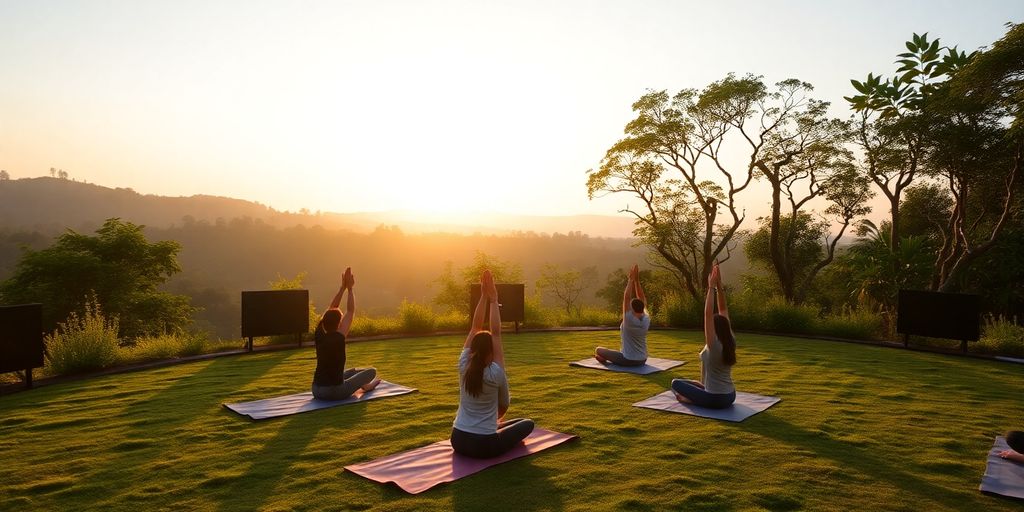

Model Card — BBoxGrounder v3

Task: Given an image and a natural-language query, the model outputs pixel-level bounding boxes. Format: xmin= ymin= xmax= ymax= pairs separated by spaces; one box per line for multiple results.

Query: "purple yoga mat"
xmin=345 ymin=428 xmax=578 ymax=494
xmin=980 ymin=436 xmax=1024 ymax=500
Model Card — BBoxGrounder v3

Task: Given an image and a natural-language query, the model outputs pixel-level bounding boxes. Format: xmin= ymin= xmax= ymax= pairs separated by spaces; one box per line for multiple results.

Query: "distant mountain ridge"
xmin=0 ymin=178 xmax=637 ymax=237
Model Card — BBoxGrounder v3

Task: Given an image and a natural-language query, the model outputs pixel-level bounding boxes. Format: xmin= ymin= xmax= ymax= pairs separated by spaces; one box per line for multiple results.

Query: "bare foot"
xmin=361 ymin=378 xmax=381 ymax=392
xmin=673 ymin=391 xmax=692 ymax=404
xmin=595 ymin=353 xmax=607 ymax=364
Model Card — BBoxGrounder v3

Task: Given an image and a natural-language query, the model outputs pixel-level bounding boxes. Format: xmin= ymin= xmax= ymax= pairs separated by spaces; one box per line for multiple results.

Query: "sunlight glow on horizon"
xmin=1 ymin=1 xmax=1020 ymax=222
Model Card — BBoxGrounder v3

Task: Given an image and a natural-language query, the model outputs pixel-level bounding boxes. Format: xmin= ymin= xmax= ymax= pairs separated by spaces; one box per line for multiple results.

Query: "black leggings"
xmin=451 ymin=418 xmax=535 ymax=458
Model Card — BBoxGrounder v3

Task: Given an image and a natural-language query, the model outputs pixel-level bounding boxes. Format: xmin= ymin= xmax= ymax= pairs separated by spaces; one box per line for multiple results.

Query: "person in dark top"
xmin=311 ymin=267 xmax=380 ymax=401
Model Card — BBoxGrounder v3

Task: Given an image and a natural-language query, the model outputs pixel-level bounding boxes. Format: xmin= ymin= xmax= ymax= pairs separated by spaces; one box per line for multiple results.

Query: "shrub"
xmin=815 ymin=307 xmax=882 ymax=340
xmin=560 ymin=307 xmax=620 ymax=327
xmin=762 ymin=297 xmax=818 ymax=335
xmin=118 ymin=332 xmax=211 ymax=363
xmin=435 ymin=311 xmax=468 ymax=331
xmin=348 ymin=315 xmax=401 ymax=338
xmin=399 ymin=300 xmax=436 ymax=334
xmin=44 ymin=300 xmax=120 ymax=375
xmin=976 ymin=315 xmax=1024 ymax=357
xmin=658 ymin=293 xmax=702 ymax=329
xmin=522 ymin=295 xmax=557 ymax=329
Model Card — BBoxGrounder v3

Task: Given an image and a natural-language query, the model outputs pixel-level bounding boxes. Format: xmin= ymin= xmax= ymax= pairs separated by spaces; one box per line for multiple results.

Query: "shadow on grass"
xmin=74 ymin=354 xmax=288 ymax=502
xmin=744 ymin=413 xmax=972 ymax=507
xmin=447 ymin=452 xmax=568 ymax=512
xmin=212 ymin=405 xmax=358 ymax=511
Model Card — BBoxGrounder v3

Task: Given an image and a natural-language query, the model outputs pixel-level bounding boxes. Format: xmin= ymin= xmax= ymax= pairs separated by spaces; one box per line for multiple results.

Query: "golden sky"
xmin=0 ymin=0 xmax=1019 ymax=220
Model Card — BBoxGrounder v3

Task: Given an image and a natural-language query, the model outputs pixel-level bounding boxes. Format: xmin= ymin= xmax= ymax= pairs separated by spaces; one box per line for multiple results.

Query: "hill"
xmin=0 ymin=177 xmax=637 ymax=237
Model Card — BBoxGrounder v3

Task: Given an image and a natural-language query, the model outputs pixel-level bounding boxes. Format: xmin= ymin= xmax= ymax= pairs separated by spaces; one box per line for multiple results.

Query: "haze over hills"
xmin=0 ymin=177 xmax=637 ymax=238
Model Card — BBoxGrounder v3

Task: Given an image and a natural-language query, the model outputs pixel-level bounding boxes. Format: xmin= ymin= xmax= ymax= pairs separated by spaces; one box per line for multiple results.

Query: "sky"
xmin=1 ymin=0 xmax=1021 ymax=223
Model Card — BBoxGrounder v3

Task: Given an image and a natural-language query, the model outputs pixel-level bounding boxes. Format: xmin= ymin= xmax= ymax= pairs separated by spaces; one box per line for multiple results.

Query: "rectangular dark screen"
xmin=241 ymin=290 xmax=309 ymax=338
xmin=0 ymin=303 xmax=44 ymax=373
xmin=469 ymin=284 xmax=525 ymax=323
xmin=896 ymin=289 xmax=980 ymax=341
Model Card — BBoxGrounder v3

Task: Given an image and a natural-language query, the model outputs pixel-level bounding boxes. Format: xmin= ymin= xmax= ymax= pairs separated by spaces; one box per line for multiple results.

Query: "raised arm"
xmin=633 ymin=265 xmax=647 ymax=309
xmin=327 ymin=269 xmax=349 ymax=310
xmin=338 ymin=269 xmax=356 ymax=337
xmin=465 ymin=281 xmax=488 ymax=348
xmin=622 ymin=267 xmax=636 ymax=315
xmin=714 ymin=265 xmax=729 ymax=321
xmin=487 ymin=274 xmax=505 ymax=368
xmin=703 ymin=264 xmax=718 ymax=348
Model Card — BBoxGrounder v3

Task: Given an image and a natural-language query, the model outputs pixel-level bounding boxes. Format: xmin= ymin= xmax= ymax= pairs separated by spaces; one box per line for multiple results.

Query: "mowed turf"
xmin=1 ymin=331 xmax=1022 ymax=511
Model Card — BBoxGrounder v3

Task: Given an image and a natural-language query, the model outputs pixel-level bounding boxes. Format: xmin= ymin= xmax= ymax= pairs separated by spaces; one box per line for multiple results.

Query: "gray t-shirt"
xmin=620 ymin=313 xmax=650 ymax=361
xmin=453 ymin=348 xmax=510 ymax=435
xmin=699 ymin=339 xmax=735 ymax=394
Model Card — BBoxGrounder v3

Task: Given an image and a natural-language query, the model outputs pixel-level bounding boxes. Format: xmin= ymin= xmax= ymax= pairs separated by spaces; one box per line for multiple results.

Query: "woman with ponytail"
xmin=451 ymin=269 xmax=534 ymax=458
xmin=311 ymin=267 xmax=380 ymax=401
xmin=670 ymin=262 xmax=737 ymax=409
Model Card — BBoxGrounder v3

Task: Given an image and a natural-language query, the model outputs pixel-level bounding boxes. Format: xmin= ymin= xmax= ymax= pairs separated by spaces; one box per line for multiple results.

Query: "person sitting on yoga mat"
xmin=671 ymin=262 xmax=737 ymax=409
xmin=451 ymin=269 xmax=535 ymax=458
xmin=1001 ymin=430 xmax=1024 ymax=463
xmin=311 ymin=267 xmax=380 ymax=401
xmin=595 ymin=264 xmax=650 ymax=366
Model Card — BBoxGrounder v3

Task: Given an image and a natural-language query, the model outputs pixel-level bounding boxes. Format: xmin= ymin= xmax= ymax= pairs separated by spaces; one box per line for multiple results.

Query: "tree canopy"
xmin=0 ymin=218 xmax=194 ymax=338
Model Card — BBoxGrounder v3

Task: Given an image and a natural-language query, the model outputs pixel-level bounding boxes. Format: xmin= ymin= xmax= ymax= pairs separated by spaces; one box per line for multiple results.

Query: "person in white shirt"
xmin=450 ymin=269 xmax=534 ymax=458
xmin=671 ymin=262 xmax=737 ymax=409
xmin=595 ymin=264 xmax=650 ymax=366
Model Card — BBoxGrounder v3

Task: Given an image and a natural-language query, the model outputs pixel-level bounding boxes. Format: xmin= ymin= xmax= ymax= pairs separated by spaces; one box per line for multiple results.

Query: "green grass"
xmin=1 ymin=331 xmax=1022 ymax=511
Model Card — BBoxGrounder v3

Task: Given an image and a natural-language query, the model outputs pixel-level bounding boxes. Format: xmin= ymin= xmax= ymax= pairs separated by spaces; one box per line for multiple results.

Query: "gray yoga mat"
xmin=224 ymin=380 xmax=417 ymax=420
xmin=569 ymin=357 xmax=686 ymax=375
xmin=633 ymin=390 xmax=780 ymax=422
xmin=980 ymin=436 xmax=1024 ymax=500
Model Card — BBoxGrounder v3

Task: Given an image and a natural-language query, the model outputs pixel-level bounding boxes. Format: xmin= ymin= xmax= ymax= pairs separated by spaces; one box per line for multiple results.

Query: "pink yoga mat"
xmin=345 ymin=428 xmax=578 ymax=494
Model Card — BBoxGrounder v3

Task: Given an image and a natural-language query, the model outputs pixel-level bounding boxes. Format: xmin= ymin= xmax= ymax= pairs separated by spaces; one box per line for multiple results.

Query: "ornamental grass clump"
xmin=44 ymin=298 xmax=120 ymax=375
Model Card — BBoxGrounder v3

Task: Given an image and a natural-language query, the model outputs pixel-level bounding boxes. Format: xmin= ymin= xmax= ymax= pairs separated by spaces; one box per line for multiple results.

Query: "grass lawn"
xmin=1 ymin=330 xmax=1022 ymax=511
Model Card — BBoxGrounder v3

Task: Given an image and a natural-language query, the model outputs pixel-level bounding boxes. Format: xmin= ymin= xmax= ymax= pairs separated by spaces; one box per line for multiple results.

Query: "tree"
xmin=745 ymin=213 xmax=826 ymax=301
xmin=0 ymin=170 xmax=9 ymax=181
xmin=432 ymin=251 xmax=523 ymax=313
xmin=595 ymin=267 xmax=672 ymax=314
xmin=0 ymin=218 xmax=194 ymax=338
xmin=749 ymin=80 xmax=872 ymax=302
xmin=589 ymin=74 xmax=861 ymax=302
xmin=846 ymin=33 xmax=975 ymax=256
xmin=925 ymin=23 xmax=1023 ymax=292
xmin=829 ymin=220 xmax=934 ymax=314
xmin=535 ymin=264 xmax=598 ymax=315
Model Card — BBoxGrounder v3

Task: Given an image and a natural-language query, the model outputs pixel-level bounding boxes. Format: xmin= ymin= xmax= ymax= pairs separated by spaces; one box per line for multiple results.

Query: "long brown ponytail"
xmin=713 ymin=314 xmax=737 ymax=366
xmin=464 ymin=331 xmax=494 ymax=397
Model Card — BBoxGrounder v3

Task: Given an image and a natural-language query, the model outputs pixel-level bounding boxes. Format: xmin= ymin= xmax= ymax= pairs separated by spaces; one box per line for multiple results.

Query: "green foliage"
xmin=816 ymin=307 xmax=884 ymax=340
xmin=745 ymin=214 xmax=827 ymax=285
xmin=761 ymin=297 xmax=819 ymax=335
xmin=43 ymin=298 xmax=120 ymax=375
xmin=398 ymin=299 xmax=436 ymax=334
xmin=522 ymin=294 xmax=557 ymax=328
xmin=0 ymin=218 xmax=193 ymax=339
xmin=434 ymin=310 xmax=468 ymax=332
xmin=118 ymin=332 xmax=213 ymax=362
xmin=432 ymin=252 xmax=523 ymax=313
xmin=656 ymin=292 xmax=702 ymax=329
xmin=535 ymin=264 xmax=598 ymax=315
xmin=975 ymin=315 xmax=1024 ymax=357
xmin=347 ymin=315 xmax=402 ymax=338
xmin=595 ymin=267 xmax=674 ymax=315
xmin=556 ymin=306 xmax=621 ymax=328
